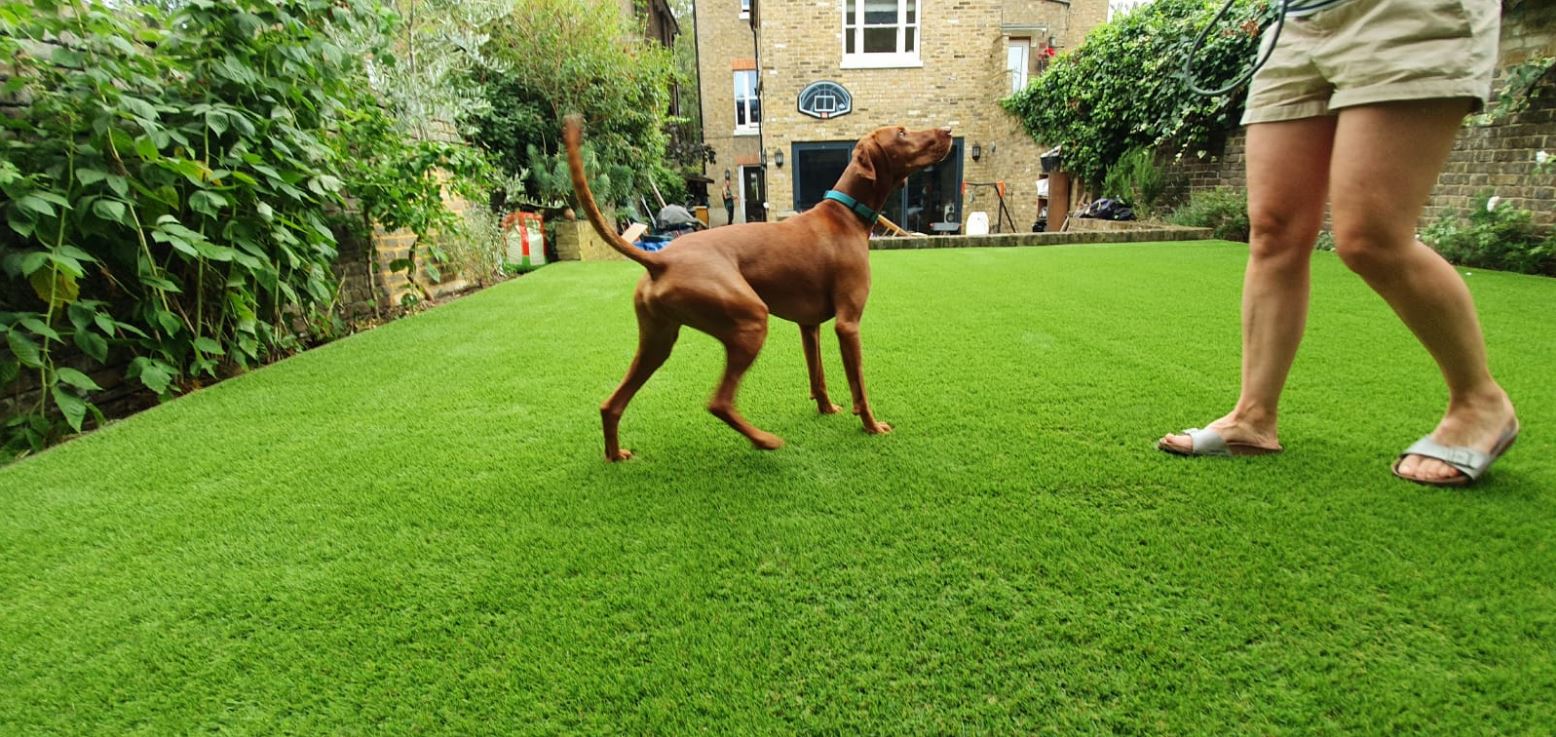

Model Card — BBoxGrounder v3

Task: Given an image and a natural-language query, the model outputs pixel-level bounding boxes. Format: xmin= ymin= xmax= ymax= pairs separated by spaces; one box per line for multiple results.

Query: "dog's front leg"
xmin=835 ymin=316 xmax=891 ymax=435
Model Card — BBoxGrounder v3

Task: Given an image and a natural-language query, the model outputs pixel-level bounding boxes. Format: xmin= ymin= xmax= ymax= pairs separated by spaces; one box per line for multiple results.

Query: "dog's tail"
xmin=563 ymin=115 xmax=662 ymax=272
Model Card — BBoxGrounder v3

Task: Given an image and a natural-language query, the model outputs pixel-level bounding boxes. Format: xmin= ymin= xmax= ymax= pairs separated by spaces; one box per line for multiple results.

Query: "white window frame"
xmin=733 ymin=69 xmax=760 ymax=135
xmin=841 ymin=0 xmax=922 ymax=70
xmin=1007 ymin=38 xmax=1030 ymax=94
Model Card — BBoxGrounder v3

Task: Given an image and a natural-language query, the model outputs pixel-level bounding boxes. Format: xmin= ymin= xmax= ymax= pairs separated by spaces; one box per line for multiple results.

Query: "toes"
xmin=608 ymin=449 xmax=634 ymax=462
xmin=819 ymin=403 xmax=842 ymax=415
xmin=752 ymin=433 xmax=785 ymax=450
xmin=1160 ymin=434 xmax=1191 ymax=453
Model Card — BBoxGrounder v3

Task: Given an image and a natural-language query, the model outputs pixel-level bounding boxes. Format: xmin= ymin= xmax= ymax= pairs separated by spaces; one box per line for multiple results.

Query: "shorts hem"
xmin=1241 ymin=101 xmax=1334 ymax=126
xmin=1330 ymin=81 xmax=1492 ymax=113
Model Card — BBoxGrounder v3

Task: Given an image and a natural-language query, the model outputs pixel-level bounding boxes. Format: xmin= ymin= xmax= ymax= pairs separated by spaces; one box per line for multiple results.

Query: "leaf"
xmin=51 ymin=386 xmax=88 ymax=433
xmin=155 ymin=310 xmax=182 ymax=336
xmin=6 ymin=329 xmax=42 ymax=368
xmin=29 ymin=269 xmax=80 ymax=309
xmin=77 ymin=168 xmax=110 ymax=186
xmin=131 ymin=357 xmax=173 ymax=394
xmin=17 ymin=195 xmax=54 ymax=217
xmin=134 ymin=136 xmax=159 ymax=161
xmin=75 ymin=329 xmax=109 ymax=362
xmin=106 ymin=175 xmax=130 ymax=198
xmin=56 ymin=367 xmax=102 ymax=392
xmin=19 ymin=317 xmax=61 ymax=342
xmin=92 ymin=198 xmax=129 ymax=225
xmin=193 ymin=337 xmax=222 ymax=355
xmin=0 ymin=359 xmax=18 ymax=387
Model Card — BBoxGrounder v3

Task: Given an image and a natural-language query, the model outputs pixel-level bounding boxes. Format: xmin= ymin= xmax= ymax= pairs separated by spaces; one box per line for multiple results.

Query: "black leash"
xmin=1183 ymin=0 xmax=1292 ymax=96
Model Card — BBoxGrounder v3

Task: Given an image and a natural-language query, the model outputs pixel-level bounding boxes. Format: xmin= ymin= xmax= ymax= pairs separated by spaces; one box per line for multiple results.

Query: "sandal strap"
xmin=1400 ymin=437 xmax=1489 ymax=479
xmin=1183 ymin=427 xmax=1230 ymax=456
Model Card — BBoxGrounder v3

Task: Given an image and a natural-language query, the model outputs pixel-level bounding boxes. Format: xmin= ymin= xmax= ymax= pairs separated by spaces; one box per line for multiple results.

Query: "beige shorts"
xmin=1242 ymin=0 xmax=1501 ymax=125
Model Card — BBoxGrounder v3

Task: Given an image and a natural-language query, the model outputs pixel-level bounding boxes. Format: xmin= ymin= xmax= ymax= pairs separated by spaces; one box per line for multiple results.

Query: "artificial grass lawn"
xmin=2 ymin=241 xmax=1553 ymax=735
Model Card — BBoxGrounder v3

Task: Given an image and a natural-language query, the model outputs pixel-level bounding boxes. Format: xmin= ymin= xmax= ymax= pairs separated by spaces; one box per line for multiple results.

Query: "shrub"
xmin=1422 ymin=196 xmax=1556 ymax=275
xmin=1168 ymin=188 xmax=1250 ymax=242
xmin=0 ymin=0 xmax=482 ymax=458
xmin=1002 ymin=0 xmax=1265 ymax=186
xmin=1102 ymin=147 xmax=1168 ymax=216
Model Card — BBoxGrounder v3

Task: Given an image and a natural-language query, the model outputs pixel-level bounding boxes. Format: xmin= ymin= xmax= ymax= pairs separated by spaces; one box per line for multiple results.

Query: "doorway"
xmin=791 ymin=139 xmax=964 ymax=232
xmin=739 ymin=165 xmax=766 ymax=223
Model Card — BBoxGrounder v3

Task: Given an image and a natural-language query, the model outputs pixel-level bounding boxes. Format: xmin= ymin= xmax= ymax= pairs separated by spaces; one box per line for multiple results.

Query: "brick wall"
xmin=1164 ymin=3 xmax=1556 ymax=229
xmin=697 ymin=0 xmax=763 ymax=224
xmin=697 ymin=0 xmax=1108 ymax=230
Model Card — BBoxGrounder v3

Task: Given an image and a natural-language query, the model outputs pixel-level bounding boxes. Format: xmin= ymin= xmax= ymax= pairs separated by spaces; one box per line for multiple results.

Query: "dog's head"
xmin=845 ymin=125 xmax=954 ymax=195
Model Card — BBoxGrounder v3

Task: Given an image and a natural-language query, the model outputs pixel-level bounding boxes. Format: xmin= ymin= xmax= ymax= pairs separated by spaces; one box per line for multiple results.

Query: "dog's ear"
xmin=851 ymin=137 xmax=882 ymax=184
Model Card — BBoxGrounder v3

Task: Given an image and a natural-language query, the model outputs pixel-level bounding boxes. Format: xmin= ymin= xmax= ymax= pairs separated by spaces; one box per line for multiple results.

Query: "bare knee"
xmin=1332 ymin=221 xmax=1410 ymax=277
xmin=1248 ymin=206 xmax=1319 ymax=264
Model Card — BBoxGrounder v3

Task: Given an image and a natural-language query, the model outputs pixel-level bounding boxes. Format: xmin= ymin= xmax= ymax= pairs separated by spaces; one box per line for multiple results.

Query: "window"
xmin=843 ymin=0 xmax=920 ymax=69
xmin=733 ymin=70 xmax=760 ymax=132
xmin=1007 ymin=39 xmax=1030 ymax=94
xmin=740 ymin=0 xmax=750 ymax=17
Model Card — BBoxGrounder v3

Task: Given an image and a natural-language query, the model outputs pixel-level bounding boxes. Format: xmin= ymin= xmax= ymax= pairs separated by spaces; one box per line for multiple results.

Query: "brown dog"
xmin=564 ymin=115 xmax=952 ymax=461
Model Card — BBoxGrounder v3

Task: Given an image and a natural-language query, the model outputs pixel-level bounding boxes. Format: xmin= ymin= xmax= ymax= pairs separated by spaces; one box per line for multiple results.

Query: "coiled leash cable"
xmin=1182 ymin=0 xmax=1292 ymax=97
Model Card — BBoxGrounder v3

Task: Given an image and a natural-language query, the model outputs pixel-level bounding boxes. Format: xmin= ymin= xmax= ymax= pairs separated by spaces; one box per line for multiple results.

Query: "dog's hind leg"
xmin=708 ymin=317 xmax=783 ymax=450
xmin=601 ymin=312 xmax=680 ymax=462
xmin=800 ymin=324 xmax=842 ymax=414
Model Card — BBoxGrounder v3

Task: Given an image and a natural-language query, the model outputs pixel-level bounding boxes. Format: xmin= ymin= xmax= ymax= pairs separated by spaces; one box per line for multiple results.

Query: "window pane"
xmin=750 ymin=97 xmax=761 ymax=124
xmin=864 ymin=0 xmax=896 ymax=25
xmin=736 ymin=102 xmax=747 ymax=127
xmin=846 ymin=31 xmax=856 ymax=54
xmin=863 ymin=26 xmax=896 ymax=53
xmin=905 ymin=26 xmax=915 ymax=53
xmin=906 ymin=0 xmax=916 ymax=24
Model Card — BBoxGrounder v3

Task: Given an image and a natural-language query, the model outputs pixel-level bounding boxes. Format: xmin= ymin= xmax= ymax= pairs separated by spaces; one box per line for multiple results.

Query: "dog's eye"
xmin=897 ymin=129 xmax=906 ymax=138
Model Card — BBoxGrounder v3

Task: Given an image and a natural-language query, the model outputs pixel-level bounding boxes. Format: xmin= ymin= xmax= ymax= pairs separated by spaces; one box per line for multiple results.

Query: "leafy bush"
xmin=1101 ymin=147 xmax=1168 ymax=216
xmin=466 ymin=0 xmax=681 ymax=210
xmin=1168 ymin=188 xmax=1250 ymax=242
xmin=1002 ymin=0 xmax=1266 ymax=186
xmin=0 ymin=0 xmax=481 ymax=458
xmin=1422 ymin=196 xmax=1556 ymax=275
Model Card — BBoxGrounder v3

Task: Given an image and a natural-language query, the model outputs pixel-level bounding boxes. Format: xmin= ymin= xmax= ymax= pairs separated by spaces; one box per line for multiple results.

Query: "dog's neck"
xmin=829 ymin=165 xmax=897 ymax=226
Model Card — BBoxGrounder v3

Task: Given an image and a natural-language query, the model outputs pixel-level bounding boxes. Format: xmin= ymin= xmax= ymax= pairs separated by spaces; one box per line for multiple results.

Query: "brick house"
xmin=695 ymin=0 xmax=1108 ymax=231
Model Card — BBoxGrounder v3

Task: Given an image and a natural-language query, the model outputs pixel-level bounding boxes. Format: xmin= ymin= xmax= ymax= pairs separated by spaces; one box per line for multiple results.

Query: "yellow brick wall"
xmin=697 ymin=0 xmax=765 ymax=224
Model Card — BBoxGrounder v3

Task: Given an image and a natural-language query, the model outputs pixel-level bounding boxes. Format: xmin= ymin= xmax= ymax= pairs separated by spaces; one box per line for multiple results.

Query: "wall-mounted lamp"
xmin=970 ymin=143 xmax=982 ymax=162
xmin=774 ymin=150 xmax=785 ymax=168
xmin=760 ymin=149 xmax=768 ymax=167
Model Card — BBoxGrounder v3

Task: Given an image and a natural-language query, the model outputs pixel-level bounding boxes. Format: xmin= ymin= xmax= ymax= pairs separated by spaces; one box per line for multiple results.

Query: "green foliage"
xmin=1422 ymin=195 xmax=1556 ymax=275
xmin=0 ymin=0 xmax=478 ymax=459
xmin=1003 ymin=0 xmax=1267 ymax=186
xmin=1167 ymin=188 xmax=1250 ymax=241
xmin=466 ymin=0 xmax=681 ymax=210
xmin=1471 ymin=55 xmax=1554 ymax=126
xmin=1101 ymin=147 xmax=1168 ymax=215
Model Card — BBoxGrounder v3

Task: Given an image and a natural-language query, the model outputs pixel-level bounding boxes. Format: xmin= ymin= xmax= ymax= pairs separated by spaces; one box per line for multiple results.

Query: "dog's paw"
xmin=606 ymin=449 xmax=635 ymax=462
xmin=751 ymin=433 xmax=786 ymax=451
xmin=819 ymin=402 xmax=843 ymax=415
xmin=865 ymin=421 xmax=893 ymax=435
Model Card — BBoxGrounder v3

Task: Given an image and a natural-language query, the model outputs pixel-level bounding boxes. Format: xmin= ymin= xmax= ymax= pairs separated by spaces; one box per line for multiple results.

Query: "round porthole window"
xmin=797 ymin=81 xmax=853 ymax=120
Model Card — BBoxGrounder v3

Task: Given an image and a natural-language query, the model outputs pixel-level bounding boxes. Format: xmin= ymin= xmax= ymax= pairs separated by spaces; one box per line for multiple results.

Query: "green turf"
xmin=2 ymin=241 xmax=1553 ymax=735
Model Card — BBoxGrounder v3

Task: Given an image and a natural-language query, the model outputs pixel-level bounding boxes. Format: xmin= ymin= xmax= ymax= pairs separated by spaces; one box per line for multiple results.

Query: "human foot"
xmin=1394 ymin=390 xmax=1518 ymax=485
xmin=1158 ymin=414 xmax=1282 ymax=456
